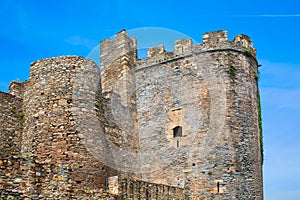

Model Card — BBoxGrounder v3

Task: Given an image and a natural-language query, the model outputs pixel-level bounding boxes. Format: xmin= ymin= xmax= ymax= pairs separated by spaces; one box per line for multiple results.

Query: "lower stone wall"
xmin=0 ymin=156 xmax=184 ymax=199
xmin=118 ymin=178 xmax=185 ymax=200
xmin=0 ymin=156 xmax=117 ymax=199
xmin=0 ymin=155 xmax=185 ymax=200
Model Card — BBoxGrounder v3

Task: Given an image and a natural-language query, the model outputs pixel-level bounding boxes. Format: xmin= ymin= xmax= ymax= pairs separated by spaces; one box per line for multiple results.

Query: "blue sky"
xmin=0 ymin=0 xmax=300 ymax=199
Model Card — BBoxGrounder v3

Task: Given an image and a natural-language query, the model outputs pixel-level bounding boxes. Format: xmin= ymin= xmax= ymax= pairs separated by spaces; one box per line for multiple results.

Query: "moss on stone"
xmin=257 ymin=90 xmax=263 ymax=164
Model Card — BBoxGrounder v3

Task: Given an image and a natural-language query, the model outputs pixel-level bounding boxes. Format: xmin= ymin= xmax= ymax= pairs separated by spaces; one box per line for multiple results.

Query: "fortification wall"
xmin=0 ymin=92 xmax=23 ymax=156
xmin=0 ymin=156 xmax=184 ymax=200
xmin=0 ymin=155 xmax=119 ymax=199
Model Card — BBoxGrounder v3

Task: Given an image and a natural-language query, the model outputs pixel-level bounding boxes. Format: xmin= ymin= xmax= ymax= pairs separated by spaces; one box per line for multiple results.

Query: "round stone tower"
xmin=21 ymin=56 xmax=115 ymax=196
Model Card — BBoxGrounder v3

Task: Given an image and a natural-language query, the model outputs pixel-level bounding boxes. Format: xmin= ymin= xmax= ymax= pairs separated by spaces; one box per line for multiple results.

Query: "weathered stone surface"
xmin=0 ymin=29 xmax=262 ymax=199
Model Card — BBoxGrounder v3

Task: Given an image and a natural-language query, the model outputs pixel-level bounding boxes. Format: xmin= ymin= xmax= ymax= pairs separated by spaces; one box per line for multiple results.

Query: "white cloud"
xmin=237 ymin=14 xmax=300 ymax=18
xmin=258 ymin=14 xmax=300 ymax=17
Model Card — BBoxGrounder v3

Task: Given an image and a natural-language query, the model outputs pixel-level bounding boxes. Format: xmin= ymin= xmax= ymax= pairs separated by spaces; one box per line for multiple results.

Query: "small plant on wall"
xmin=229 ymin=66 xmax=237 ymax=79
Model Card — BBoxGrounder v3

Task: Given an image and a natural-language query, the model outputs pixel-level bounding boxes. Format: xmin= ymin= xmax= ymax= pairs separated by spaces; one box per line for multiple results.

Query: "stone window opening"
xmin=173 ymin=126 xmax=182 ymax=148
xmin=217 ymin=182 xmax=220 ymax=193
xmin=173 ymin=126 xmax=182 ymax=138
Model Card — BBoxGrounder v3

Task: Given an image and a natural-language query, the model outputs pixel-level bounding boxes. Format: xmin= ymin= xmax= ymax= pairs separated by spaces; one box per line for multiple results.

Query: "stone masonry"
xmin=0 ymin=29 xmax=263 ymax=199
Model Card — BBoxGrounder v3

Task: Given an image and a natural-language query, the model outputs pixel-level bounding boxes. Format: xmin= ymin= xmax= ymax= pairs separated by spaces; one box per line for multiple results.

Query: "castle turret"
xmin=100 ymin=29 xmax=137 ymax=103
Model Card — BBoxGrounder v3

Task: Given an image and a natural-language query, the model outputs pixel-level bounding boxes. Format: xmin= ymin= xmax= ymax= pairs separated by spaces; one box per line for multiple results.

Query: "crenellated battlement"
xmin=109 ymin=30 xmax=257 ymax=68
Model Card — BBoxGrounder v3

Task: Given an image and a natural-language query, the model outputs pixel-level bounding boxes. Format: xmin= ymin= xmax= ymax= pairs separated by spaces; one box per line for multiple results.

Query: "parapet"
xmin=201 ymin=30 xmax=256 ymax=55
xmin=102 ymin=30 xmax=257 ymax=70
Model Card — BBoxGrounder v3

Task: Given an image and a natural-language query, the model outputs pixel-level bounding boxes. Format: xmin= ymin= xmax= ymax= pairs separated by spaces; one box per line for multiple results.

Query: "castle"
xmin=0 ymin=30 xmax=263 ymax=199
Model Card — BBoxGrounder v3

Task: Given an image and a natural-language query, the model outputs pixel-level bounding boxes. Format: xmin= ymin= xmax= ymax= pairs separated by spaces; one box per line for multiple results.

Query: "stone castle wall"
xmin=0 ymin=29 xmax=263 ymax=199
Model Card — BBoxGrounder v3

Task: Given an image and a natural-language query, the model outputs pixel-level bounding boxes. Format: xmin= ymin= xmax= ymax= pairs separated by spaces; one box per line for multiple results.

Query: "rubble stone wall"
xmin=0 ymin=92 xmax=22 ymax=156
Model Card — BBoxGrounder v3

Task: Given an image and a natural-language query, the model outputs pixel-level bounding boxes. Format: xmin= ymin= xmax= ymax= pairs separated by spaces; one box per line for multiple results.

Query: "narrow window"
xmin=173 ymin=126 xmax=182 ymax=138
xmin=217 ymin=182 xmax=220 ymax=193
xmin=177 ymin=140 xmax=180 ymax=148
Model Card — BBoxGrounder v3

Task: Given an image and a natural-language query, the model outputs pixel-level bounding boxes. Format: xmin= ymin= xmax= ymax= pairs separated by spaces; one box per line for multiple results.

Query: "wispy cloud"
xmin=237 ymin=14 xmax=300 ymax=18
